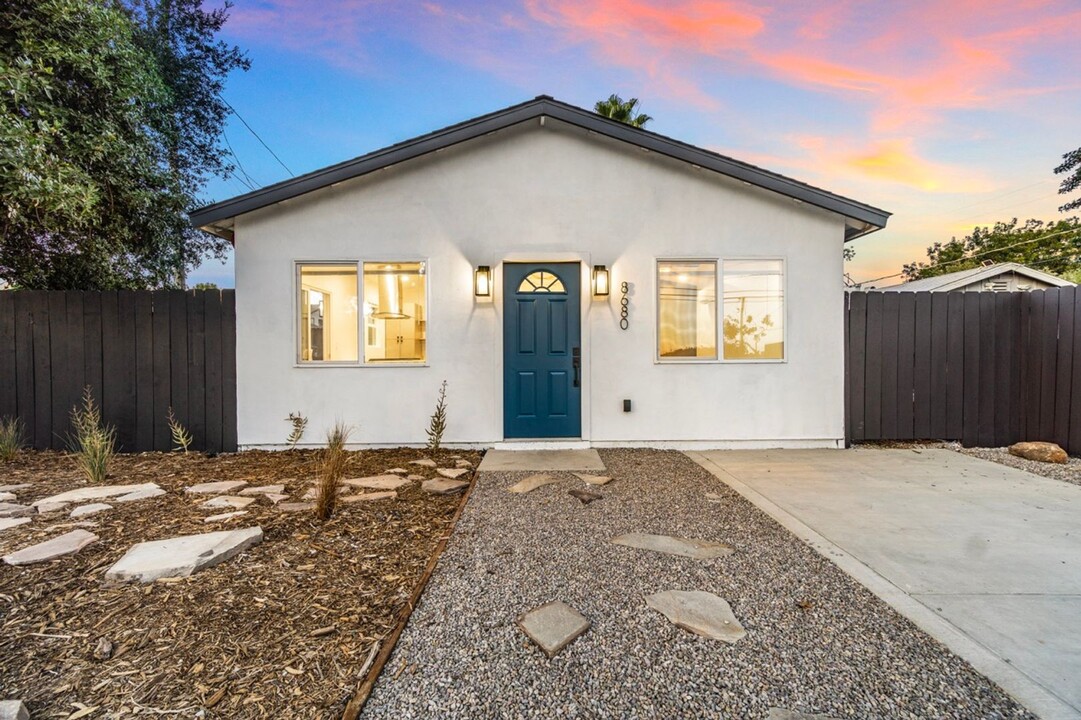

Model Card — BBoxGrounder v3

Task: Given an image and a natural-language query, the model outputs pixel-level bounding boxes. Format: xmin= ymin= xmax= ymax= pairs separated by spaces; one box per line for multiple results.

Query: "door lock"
xmin=572 ymin=347 xmax=581 ymax=387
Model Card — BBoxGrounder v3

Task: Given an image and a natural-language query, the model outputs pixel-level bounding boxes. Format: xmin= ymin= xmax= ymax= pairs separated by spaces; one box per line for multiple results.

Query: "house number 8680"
xmin=619 ymin=281 xmax=629 ymax=330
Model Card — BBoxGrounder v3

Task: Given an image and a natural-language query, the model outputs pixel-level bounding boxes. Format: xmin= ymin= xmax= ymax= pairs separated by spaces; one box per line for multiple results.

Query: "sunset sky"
xmin=190 ymin=0 xmax=1081 ymax=288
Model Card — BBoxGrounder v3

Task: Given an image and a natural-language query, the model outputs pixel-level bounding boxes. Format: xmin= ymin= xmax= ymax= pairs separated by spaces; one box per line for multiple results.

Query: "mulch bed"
xmin=0 ymin=447 xmax=481 ymax=718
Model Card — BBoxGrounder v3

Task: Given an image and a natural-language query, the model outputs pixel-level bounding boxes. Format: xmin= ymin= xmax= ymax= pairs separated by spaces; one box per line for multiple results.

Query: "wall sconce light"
xmin=474 ymin=265 xmax=491 ymax=297
xmin=592 ymin=265 xmax=610 ymax=296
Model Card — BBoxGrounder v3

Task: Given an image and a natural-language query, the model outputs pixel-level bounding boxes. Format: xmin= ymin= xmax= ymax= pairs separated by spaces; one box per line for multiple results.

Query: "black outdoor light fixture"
xmin=592 ymin=265 xmax=610 ymax=296
xmin=474 ymin=265 xmax=491 ymax=297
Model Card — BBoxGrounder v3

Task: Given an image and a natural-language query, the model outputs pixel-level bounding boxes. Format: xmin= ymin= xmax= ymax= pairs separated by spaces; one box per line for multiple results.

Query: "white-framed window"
xmin=656 ymin=258 xmax=785 ymax=363
xmin=296 ymin=260 xmax=427 ymax=365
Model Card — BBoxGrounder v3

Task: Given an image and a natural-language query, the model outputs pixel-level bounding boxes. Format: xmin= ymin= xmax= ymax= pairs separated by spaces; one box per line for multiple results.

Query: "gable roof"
xmin=190 ymin=95 xmax=891 ymax=241
xmin=874 ymin=262 xmax=1074 ymax=291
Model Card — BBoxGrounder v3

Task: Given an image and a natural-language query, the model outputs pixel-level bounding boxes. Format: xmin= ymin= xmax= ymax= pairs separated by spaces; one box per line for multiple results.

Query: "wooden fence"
xmin=0 ymin=290 xmax=236 ymax=453
xmin=845 ymin=286 xmax=1081 ymax=453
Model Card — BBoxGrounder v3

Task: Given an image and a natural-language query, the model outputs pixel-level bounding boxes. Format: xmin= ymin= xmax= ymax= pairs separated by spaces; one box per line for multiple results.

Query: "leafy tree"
xmin=594 ymin=94 xmax=652 ymax=128
xmin=191 ymin=281 xmax=218 ymax=289
xmin=902 ymin=217 xmax=1081 ymax=281
xmin=1057 ymin=146 xmax=1081 ymax=212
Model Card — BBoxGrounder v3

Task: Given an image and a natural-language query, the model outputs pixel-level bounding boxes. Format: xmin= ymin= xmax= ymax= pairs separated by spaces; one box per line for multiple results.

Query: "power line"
xmin=222 ymin=128 xmax=260 ymax=190
xmin=220 ymin=96 xmax=295 ymax=178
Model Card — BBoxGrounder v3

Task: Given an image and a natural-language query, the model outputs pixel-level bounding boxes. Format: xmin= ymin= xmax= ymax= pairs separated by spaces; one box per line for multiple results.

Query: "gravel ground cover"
xmin=0 ymin=448 xmax=479 ymax=718
xmin=859 ymin=440 xmax=1081 ymax=487
xmin=361 ymin=448 xmax=1033 ymax=720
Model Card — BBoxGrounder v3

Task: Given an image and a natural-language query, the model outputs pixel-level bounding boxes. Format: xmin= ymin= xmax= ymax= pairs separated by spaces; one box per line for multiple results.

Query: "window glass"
xmin=723 ymin=260 xmax=784 ymax=360
xmin=363 ymin=262 xmax=427 ymax=362
xmin=298 ymin=264 xmax=359 ymax=362
xmin=657 ymin=260 xmax=717 ymax=359
xmin=518 ymin=270 xmax=566 ymax=293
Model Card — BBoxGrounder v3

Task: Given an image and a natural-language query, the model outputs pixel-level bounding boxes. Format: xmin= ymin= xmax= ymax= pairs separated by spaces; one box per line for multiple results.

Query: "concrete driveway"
xmin=689 ymin=448 xmax=1081 ymax=720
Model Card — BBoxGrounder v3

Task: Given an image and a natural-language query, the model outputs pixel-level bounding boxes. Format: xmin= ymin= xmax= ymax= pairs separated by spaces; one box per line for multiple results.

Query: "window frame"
xmin=293 ymin=258 xmax=430 ymax=368
xmin=653 ymin=256 xmax=787 ymax=365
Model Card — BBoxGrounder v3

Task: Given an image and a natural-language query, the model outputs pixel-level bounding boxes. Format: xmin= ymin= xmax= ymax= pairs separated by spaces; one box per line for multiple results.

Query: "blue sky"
xmin=189 ymin=0 xmax=1081 ymax=288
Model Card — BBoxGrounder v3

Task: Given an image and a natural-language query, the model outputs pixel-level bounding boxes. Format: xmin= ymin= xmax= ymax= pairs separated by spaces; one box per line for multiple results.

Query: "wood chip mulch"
xmin=0 ymin=447 xmax=481 ymax=718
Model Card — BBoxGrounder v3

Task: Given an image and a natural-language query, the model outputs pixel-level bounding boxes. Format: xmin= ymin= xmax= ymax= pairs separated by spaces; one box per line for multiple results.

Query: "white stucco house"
xmin=191 ymin=96 xmax=890 ymax=449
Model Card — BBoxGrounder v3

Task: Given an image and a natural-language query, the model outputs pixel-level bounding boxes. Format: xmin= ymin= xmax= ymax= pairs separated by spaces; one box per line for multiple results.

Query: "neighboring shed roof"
xmin=190 ymin=95 xmax=890 ymax=242
xmin=874 ymin=262 xmax=1074 ymax=292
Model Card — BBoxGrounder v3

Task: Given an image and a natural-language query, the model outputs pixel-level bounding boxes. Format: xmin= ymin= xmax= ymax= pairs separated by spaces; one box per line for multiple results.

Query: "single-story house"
xmin=190 ymin=96 xmax=890 ymax=449
xmin=870 ymin=262 xmax=1074 ymax=292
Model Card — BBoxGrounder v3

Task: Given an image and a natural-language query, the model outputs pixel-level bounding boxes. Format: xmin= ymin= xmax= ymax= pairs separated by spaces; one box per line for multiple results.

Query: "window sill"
xmin=293 ymin=362 xmax=430 ymax=368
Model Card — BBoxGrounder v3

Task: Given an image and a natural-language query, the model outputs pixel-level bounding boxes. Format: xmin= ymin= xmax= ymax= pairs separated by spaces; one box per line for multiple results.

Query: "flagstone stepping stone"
xmin=422 ymin=479 xmax=469 ymax=495
xmin=186 ymin=480 xmax=248 ymax=495
xmin=0 ymin=484 xmax=32 ymax=493
xmin=0 ymin=517 xmax=31 ymax=532
xmin=341 ymin=491 xmax=396 ymax=503
xmin=36 ymin=502 xmax=68 ymax=513
xmin=105 ymin=526 xmax=263 ymax=583
xmin=264 ymin=493 xmax=289 ymax=504
xmin=342 ymin=475 xmax=411 ymax=490
xmin=114 ymin=486 xmax=166 ymax=503
xmin=705 ymin=492 xmax=724 ymax=504
xmin=437 ymin=468 xmax=469 ymax=479
xmin=572 ymin=473 xmax=612 ymax=486
xmin=0 ymin=503 xmax=34 ymax=519
xmin=204 ymin=510 xmax=249 ymax=523
xmin=0 ymin=492 xmax=16 ymax=502
xmin=568 ymin=489 xmax=602 ymax=504
xmin=766 ymin=709 xmax=839 ymax=720
xmin=611 ymin=533 xmax=734 ymax=559
xmin=406 ymin=474 xmax=426 ymax=481
xmin=508 ymin=474 xmax=559 ymax=493
xmin=278 ymin=502 xmax=314 ymax=512
xmin=410 ymin=458 xmax=436 ymax=467
xmin=200 ymin=495 xmax=255 ymax=510
xmin=239 ymin=484 xmax=285 ymax=496
xmin=455 ymin=459 xmax=472 ymax=469
xmin=517 ymin=601 xmax=590 ymax=658
xmin=3 ymin=529 xmax=98 ymax=566
xmin=646 ymin=590 xmax=746 ymax=643
xmin=0 ymin=699 xmax=29 ymax=720
xmin=385 ymin=468 xmax=408 ymax=475
xmin=32 ymin=483 xmax=162 ymax=510
xmin=70 ymin=503 xmax=112 ymax=518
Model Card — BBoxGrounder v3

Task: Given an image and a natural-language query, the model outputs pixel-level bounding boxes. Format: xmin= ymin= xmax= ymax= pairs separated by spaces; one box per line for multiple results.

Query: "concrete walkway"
xmin=477 ymin=449 xmax=605 ymax=472
xmin=689 ymin=448 xmax=1081 ymax=720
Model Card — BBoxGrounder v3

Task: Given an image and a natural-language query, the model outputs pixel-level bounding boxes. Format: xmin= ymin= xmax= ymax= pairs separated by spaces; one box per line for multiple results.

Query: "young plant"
xmin=315 ymin=422 xmax=353 ymax=520
xmin=167 ymin=407 xmax=193 ymax=453
xmin=0 ymin=416 xmax=24 ymax=461
xmin=286 ymin=412 xmax=308 ymax=449
xmin=426 ymin=381 xmax=448 ymax=453
xmin=69 ymin=387 xmax=116 ymax=484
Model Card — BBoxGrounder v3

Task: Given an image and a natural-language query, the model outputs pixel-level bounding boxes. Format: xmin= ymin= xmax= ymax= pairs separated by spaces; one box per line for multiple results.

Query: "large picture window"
xmin=298 ymin=264 xmax=358 ymax=363
xmin=657 ymin=260 xmax=717 ymax=360
xmin=722 ymin=260 xmax=784 ymax=360
xmin=362 ymin=262 xmax=427 ymax=363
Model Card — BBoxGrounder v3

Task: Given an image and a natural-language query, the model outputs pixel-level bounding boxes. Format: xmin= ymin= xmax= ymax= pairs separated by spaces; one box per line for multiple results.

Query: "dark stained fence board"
xmin=863 ymin=292 xmax=884 ymax=439
xmin=1070 ymin=288 xmax=1081 ymax=453
xmin=48 ymin=292 xmax=70 ymax=449
xmin=1054 ymin=287 xmax=1075 ymax=449
xmin=82 ymin=293 xmax=104 ymax=421
xmin=928 ymin=293 xmax=949 ymax=439
xmin=880 ymin=292 xmax=900 ymax=439
xmin=977 ymin=292 xmax=997 ymax=448
xmin=1038 ymin=291 xmax=1059 ymax=442
xmin=151 ymin=290 xmax=172 ymax=451
xmin=0 ymin=292 xmax=16 ymax=419
xmin=961 ymin=293 xmax=981 ymax=448
xmin=13 ymin=292 xmax=36 ymax=439
xmin=913 ymin=293 xmax=933 ymax=438
xmin=204 ymin=291 xmax=224 ymax=453
xmin=896 ymin=293 xmax=916 ymax=439
xmin=31 ymin=292 xmax=53 ymax=449
xmin=115 ymin=293 xmax=139 ymax=451
xmin=848 ymin=291 xmax=868 ymax=443
xmin=221 ymin=290 xmax=238 ymax=453
xmin=187 ymin=292 xmax=208 ymax=452
xmin=134 ymin=292 xmax=155 ymax=452
xmin=993 ymin=292 xmax=1018 ymax=447
xmin=168 ymin=291 xmax=190 ymax=433
xmin=945 ymin=293 xmax=966 ymax=440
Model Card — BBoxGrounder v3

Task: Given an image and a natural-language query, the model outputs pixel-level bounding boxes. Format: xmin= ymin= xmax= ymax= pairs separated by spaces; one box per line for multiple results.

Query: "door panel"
xmin=504 ymin=263 xmax=582 ymax=438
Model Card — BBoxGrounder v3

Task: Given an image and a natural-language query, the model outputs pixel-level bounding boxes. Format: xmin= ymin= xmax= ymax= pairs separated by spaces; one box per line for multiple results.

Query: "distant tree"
xmin=594 ymin=94 xmax=652 ymax=128
xmin=901 ymin=217 xmax=1081 ymax=281
xmin=192 ymin=281 xmax=219 ymax=290
xmin=1057 ymin=146 xmax=1081 ymax=212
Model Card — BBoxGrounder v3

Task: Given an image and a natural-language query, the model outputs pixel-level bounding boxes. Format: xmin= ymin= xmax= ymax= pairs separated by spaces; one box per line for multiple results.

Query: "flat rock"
xmin=611 ymin=533 xmax=734 ymax=559
xmin=204 ymin=510 xmax=249 ymax=523
xmin=239 ymin=484 xmax=285 ymax=496
xmin=646 ymin=590 xmax=746 ymax=643
xmin=1008 ymin=441 xmax=1068 ymax=464
xmin=437 ymin=468 xmax=470 ymax=479
xmin=33 ymin=483 xmax=162 ymax=509
xmin=410 ymin=458 xmax=436 ymax=467
xmin=0 ymin=700 xmax=29 ymax=720
xmin=114 ymin=486 xmax=166 ymax=503
xmin=572 ymin=473 xmax=612 ymax=486
xmin=0 ymin=517 xmax=31 ymax=532
xmin=278 ymin=502 xmax=314 ymax=512
xmin=455 ymin=459 xmax=473 ymax=469
xmin=705 ymin=492 xmax=724 ymax=504
xmin=0 ymin=503 xmax=34 ymax=519
xmin=185 ymin=480 xmax=248 ymax=495
xmin=0 ymin=484 xmax=32 ymax=493
xmin=0 ymin=492 xmax=16 ymax=502
xmin=105 ymin=526 xmax=263 ymax=583
xmin=200 ymin=495 xmax=256 ymax=510
xmin=342 ymin=475 xmax=411 ymax=490
xmin=406 ymin=474 xmax=426 ymax=481
xmin=568 ymin=489 xmax=602 ymax=504
xmin=3 ymin=529 xmax=98 ymax=566
xmin=385 ymin=468 xmax=408 ymax=475
xmin=508 ymin=473 xmax=559 ymax=494
xmin=341 ymin=491 xmax=396 ymax=502
xmin=35 ymin=502 xmax=67 ymax=514
xmin=264 ymin=493 xmax=289 ymax=504
xmin=70 ymin=503 xmax=112 ymax=518
xmin=766 ymin=710 xmax=840 ymax=720
xmin=517 ymin=601 xmax=590 ymax=658
xmin=422 ymin=479 xmax=469 ymax=495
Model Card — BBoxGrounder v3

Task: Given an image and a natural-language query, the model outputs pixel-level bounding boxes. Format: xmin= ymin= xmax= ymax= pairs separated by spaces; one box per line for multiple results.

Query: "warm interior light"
xmin=474 ymin=265 xmax=491 ymax=297
xmin=593 ymin=265 xmax=610 ymax=296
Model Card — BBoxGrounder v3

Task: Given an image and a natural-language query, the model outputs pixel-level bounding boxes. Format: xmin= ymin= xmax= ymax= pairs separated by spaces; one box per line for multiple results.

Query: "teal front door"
xmin=503 ymin=263 xmax=582 ymax=438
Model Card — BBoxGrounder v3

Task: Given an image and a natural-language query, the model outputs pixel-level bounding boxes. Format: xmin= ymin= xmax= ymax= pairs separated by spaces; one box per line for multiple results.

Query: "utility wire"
xmin=222 ymin=128 xmax=260 ymax=190
xmin=220 ymin=95 xmax=295 ymax=178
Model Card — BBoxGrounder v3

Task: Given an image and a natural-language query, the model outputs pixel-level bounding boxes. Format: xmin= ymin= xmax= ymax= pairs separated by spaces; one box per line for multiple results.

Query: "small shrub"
xmin=315 ymin=422 xmax=352 ymax=520
xmin=69 ymin=387 xmax=116 ymax=484
xmin=167 ymin=407 xmax=193 ymax=453
xmin=426 ymin=380 xmax=448 ymax=452
xmin=0 ymin=416 xmax=24 ymax=461
xmin=286 ymin=412 xmax=308 ymax=449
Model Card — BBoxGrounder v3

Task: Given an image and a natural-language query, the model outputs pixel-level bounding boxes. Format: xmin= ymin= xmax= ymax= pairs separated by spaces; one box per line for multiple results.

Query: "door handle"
xmin=572 ymin=347 xmax=580 ymax=388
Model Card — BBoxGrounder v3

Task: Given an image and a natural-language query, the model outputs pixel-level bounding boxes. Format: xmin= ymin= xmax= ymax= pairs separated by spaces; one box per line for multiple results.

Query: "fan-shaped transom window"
xmin=518 ymin=270 xmax=566 ymax=293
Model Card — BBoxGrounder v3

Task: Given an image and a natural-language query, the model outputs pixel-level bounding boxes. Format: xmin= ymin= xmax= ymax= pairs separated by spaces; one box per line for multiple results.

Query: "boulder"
xmin=105 ymin=527 xmax=263 ymax=583
xmin=1008 ymin=441 xmax=1068 ymax=464
xmin=3 ymin=529 xmax=98 ymax=566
